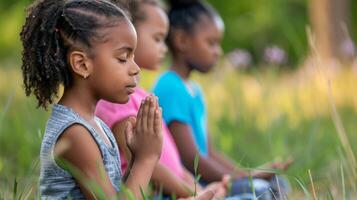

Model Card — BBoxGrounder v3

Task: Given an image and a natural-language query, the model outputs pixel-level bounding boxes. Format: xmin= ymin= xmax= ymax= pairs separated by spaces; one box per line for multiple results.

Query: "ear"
xmin=68 ymin=50 xmax=93 ymax=79
xmin=172 ymin=29 xmax=190 ymax=52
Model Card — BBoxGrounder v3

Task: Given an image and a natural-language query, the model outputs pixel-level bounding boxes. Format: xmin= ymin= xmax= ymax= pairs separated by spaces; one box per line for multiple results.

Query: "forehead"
xmin=194 ymin=15 xmax=224 ymax=37
xmin=94 ymin=19 xmax=137 ymax=50
xmin=140 ymin=4 xmax=168 ymax=31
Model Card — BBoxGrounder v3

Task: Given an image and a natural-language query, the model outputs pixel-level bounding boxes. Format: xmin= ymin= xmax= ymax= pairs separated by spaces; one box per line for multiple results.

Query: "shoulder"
xmin=192 ymin=82 xmax=204 ymax=97
xmin=153 ymin=71 xmax=187 ymax=95
xmin=154 ymin=71 xmax=182 ymax=88
xmin=54 ymin=124 xmax=103 ymax=168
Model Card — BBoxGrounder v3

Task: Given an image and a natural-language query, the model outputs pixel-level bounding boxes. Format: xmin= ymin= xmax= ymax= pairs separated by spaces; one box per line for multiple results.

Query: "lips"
xmin=126 ymin=83 xmax=137 ymax=94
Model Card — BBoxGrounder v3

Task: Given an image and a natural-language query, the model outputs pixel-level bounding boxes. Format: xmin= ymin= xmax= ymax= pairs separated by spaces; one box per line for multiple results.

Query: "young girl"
xmin=20 ymin=0 xmax=163 ymax=199
xmin=95 ymin=0 xmax=229 ymax=199
xmin=153 ymin=0 xmax=291 ymax=199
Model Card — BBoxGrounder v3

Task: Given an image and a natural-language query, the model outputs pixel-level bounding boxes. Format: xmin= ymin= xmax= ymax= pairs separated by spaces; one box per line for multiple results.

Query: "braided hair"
xmin=20 ymin=0 xmax=127 ymax=108
xmin=165 ymin=0 xmax=220 ymax=54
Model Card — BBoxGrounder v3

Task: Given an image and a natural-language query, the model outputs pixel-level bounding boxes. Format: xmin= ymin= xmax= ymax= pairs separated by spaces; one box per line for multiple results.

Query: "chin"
xmin=145 ymin=66 xmax=159 ymax=71
xmin=108 ymin=95 xmax=130 ymax=104
xmin=119 ymin=96 xmax=130 ymax=104
xmin=198 ymin=65 xmax=214 ymax=73
xmin=144 ymin=62 xmax=161 ymax=71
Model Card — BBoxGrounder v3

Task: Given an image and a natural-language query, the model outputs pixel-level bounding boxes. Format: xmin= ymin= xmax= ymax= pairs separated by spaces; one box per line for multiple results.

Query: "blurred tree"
xmin=0 ymin=0 xmax=356 ymax=66
xmin=309 ymin=0 xmax=353 ymax=62
xmin=0 ymin=0 xmax=29 ymax=62
xmin=208 ymin=0 xmax=309 ymax=66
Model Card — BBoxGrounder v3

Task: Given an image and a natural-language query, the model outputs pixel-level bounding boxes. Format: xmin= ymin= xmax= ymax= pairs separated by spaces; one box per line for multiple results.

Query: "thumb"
xmin=196 ymin=189 xmax=215 ymax=200
xmin=222 ymin=174 xmax=231 ymax=184
xmin=222 ymin=174 xmax=232 ymax=191
xmin=124 ymin=120 xmax=134 ymax=144
xmin=127 ymin=116 xmax=136 ymax=128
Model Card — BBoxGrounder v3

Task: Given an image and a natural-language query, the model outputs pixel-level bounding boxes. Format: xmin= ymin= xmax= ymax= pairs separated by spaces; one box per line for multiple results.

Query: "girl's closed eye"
xmin=117 ymin=57 xmax=128 ymax=63
xmin=117 ymin=52 xmax=130 ymax=63
xmin=153 ymin=34 xmax=164 ymax=43
xmin=118 ymin=52 xmax=136 ymax=64
xmin=208 ymin=38 xmax=217 ymax=47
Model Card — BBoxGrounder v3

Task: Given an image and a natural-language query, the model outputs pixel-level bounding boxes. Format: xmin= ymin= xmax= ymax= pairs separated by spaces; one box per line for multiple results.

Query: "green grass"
xmin=1 ymin=64 xmax=357 ymax=198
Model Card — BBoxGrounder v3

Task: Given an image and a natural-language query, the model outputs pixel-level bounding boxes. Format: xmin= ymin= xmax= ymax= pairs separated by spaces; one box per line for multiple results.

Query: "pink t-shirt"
xmin=95 ymin=87 xmax=185 ymax=179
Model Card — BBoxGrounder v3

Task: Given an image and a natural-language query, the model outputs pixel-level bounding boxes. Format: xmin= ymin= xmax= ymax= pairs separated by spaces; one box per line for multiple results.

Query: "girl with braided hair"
xmin=20 ymin=0 xmax=163 ymax=199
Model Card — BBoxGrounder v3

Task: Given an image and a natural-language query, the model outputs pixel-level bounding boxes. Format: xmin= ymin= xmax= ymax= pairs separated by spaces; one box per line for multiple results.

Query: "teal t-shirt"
xmin=153 ymin=71 xmax=208 ymax=157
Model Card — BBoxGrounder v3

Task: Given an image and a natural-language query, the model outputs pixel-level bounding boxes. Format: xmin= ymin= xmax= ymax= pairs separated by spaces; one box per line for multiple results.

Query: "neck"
xmin=170 ymin=55 xmax=192 ymax=80
xmin=58 ymin=83 xmax=98 ymax=122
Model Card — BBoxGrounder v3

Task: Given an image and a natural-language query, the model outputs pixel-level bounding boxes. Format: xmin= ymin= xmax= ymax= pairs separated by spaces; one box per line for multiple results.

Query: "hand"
xmin=251 ymin=171 xmax=276 ymax=180
xmin=269 ymin=157 xmax=294 ymax=171
xmin=204 ymin=174 xmax=231 ymax=199
xmin=251 ymin=157 xmax=294 ymax=180
xmin=124 ymin=96 xmax=163 ymax=164
xmin=179 ymin=190 xmax=215 ymax=200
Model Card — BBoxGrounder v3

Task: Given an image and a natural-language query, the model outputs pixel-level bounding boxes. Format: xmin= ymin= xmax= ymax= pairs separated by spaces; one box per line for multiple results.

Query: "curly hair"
xmin=111 ymin=0 xmax=162 ymax=25
xmin=20 ymin=0 xmax=127 ymax=108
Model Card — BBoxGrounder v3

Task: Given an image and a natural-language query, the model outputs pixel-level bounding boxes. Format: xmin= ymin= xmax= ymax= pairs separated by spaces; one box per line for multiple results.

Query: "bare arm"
xmin=111 ymin=118 xmax=133 ymax=181
xmin=207 ymin=135 xmax=247 ymax=178
xmin=168 ymin=121 xmax=231 ymax=183
xmin=152 ymin=163 xmax=195 ymax=197
xmin=208 ymin=134 xmax=292 ymax=180
xmin=54 ymin=125 xmax=117 ymax=200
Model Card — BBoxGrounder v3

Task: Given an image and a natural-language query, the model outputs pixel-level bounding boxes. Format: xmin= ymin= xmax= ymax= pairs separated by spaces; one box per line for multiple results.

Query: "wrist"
xmin=234 ymin=170 xmax=247 ymax=179
xmin=132 ymin=155 xmax=159 ymax=169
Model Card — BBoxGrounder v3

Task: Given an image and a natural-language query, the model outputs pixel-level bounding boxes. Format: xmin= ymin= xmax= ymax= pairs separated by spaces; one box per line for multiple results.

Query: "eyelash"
xmin=154 ymin=36 xmax=162 ymax=42
xmin=118 ymin=58 xmax=127 ymax=63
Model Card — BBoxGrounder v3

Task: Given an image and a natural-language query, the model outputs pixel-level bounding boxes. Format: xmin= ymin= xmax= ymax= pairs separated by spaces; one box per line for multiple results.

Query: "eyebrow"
xmin=156 ymin=32 xmax=166 ymax=37
xmin=114 ymin=46 xmax=134 ymax=53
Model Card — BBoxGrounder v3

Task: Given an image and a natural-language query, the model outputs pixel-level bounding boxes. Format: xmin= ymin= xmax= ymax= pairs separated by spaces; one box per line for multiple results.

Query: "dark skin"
xmin=168 ymin=15 xmax=292 ymax=183
xmin=109 ymin=4 xmax=229 ymax=199
xmin=54 ymin=19 xmax=163 ymax=200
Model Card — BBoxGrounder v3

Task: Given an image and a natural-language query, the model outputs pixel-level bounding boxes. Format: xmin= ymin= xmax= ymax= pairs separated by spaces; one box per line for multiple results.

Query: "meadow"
xmin=1 ymin=57 xmax=357 ymax=199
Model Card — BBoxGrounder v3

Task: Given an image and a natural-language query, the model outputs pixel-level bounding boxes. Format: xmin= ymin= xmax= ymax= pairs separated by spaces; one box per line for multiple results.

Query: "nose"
xmin=162 ymin=42 xmax=168 ymax=55
xmin=215 ymin=45 xmax=222 ymax=57
xmin=130 ymin=61 xmax=140 ymax=76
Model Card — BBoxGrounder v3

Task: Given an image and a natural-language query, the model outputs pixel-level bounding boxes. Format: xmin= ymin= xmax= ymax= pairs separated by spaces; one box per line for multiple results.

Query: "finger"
xmin=147 ymin=97 xmax=156 ymax=133
xmin=221 ymin=174 xmax=231 ymax=190
xmin=154 ymin=95 xmax=159 ymax=109
xmin=142 ymin=96 xmax=151 ymax=132
xmin=128 ymin=116 xmax=137 ymax=129
xmin=154 ymin=107 xmax=162 ymax=136
xmin=222 ymin=174 xmax=231 ymax=184
xmin=136 ymin=99 xmax=145 ymax=132
xmin=124 ymin=120 xmax=133 ymax=145
xmin=197 ymin=189 xmax=214 ymax=200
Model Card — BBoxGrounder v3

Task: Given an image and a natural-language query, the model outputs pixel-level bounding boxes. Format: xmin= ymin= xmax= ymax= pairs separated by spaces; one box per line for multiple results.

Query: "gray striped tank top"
xmin=40 ymin=104 xmax=122 ymax=199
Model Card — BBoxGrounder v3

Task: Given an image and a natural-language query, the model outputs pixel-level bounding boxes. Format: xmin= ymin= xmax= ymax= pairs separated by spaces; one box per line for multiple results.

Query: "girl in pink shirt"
xmin=96 ymin=0 xmax=229 ymax=198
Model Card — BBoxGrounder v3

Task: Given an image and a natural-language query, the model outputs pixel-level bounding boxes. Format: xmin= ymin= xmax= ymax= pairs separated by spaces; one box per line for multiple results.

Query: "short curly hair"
xmin=20 ymin=0 xmax=127 ymax=108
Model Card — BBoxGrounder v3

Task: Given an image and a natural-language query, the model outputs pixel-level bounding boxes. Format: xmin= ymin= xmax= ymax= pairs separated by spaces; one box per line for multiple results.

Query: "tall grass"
xmin=1 ymin=55 xmax=357 ymax=198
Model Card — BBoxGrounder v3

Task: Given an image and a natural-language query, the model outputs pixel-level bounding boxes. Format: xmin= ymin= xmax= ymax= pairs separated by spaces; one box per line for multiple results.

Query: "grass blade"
xmin=13 ymin=178 xmax=17 ymax=200
xmin=295 ymin=177 xmax=312 ymax=200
